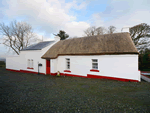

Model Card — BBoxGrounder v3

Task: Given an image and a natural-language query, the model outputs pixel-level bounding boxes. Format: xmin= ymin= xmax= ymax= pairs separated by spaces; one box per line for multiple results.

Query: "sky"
xmin=0 ymin=0 xmax=150 ymax=57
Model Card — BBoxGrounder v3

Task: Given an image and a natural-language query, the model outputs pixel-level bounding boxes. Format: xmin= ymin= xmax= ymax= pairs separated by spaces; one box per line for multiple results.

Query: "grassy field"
xmin=0 ymin=67 xmax=150 ymax=112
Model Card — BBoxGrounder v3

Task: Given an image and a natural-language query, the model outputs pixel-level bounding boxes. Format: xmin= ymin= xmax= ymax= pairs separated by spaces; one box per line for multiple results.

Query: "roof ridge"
xmin=61 ymin=32 xmax=130 ymax=41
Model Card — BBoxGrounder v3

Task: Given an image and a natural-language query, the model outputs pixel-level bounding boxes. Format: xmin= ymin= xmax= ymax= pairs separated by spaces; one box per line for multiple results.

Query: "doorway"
xmin=46 ymin=60 xmax=50 ymax=74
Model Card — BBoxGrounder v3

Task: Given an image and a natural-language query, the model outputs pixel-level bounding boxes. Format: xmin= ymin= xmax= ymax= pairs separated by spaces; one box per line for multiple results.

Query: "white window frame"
xmin=31 ymin=59 xmax=33 ymax=68
xmin=92 ymin=59 xmax=98 ymax=70
xmin=28 ymin=59 xmax=30 ymax=67
xmin=66 ymin=58 xmax=70 ymax=70
xmin=27 ymin=59 xmax=34 ymax=69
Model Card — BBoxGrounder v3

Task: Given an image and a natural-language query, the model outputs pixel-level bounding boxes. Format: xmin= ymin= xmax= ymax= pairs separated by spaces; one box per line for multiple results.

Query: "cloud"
xmin=2 ymin=0 xmax=90 ymax=38
xmin=92 ymin=0 xmax=150 ymax=32
xmin=64 ymin=21 xmax=90 ymax=37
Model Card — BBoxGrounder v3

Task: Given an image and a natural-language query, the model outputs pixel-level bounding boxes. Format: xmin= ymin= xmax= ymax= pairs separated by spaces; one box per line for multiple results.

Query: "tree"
xmin=54 ymin=30 xmax=69 ymax=40
xmin=107 ymin=26 xmax=116 ymax=34
xmin=0 ymin=20 xmax=40 ymax=55
xmin=96 ymin=27 xmax=107 ymax=35
xmin=84 ymin=26 xmax=97 ymax=36
xmin=129 ymin=23 xmax=150 ymax=54
xmin=84 ymin=26 xmax=107 ymax=36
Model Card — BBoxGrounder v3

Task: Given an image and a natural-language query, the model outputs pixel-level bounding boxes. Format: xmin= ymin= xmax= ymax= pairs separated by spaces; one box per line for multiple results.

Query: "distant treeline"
xmin=0 ymin=61 xmax=5 ymax=67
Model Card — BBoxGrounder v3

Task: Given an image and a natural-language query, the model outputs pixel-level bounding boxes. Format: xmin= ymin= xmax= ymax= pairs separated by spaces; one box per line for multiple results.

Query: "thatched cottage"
xmin=6 ymin=32 xmax=141 ymax=82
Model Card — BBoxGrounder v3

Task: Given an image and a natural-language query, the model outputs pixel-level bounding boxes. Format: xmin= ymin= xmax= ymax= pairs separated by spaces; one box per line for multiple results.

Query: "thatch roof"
xmin=42 ymin=32 xmax=138 ymax=59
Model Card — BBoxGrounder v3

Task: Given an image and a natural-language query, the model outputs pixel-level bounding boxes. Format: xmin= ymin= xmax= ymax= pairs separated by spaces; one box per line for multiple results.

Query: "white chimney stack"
xmin=54 ymin=36 xmax=60 ymax=42
xmin=121 ymin=27 xmax=130 ymax=33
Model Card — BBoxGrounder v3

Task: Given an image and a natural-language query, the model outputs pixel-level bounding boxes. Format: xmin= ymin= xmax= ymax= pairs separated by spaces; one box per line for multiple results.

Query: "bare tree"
xmin=84 ymin=26 xmax=97 ymax=36
xmin=0 ymin=20 xmax=40 ymax=55
xmin=84 ymin=26 xmax=107 ymax=36
xmin=107 ymin=26 xmax=116 ymax=34
xmin=96 ymin=27 xmax=107 ymax=35
xmin=130 ymin=23 xmax=150 ymax=53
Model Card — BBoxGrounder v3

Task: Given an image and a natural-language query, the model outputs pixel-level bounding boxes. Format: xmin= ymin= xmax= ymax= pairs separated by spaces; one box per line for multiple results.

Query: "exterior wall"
xmin=52 ymin=54 xmax=140 ymax=81
xmin=19 ymin=50 xmax=46 ymax=74
xmin=6 ymin=56 xmax=20 ymax=71
xmin=50 ymin=59 xmax=58 ymax=73
xmin=6 ymin=40 xmax=58 ymax=74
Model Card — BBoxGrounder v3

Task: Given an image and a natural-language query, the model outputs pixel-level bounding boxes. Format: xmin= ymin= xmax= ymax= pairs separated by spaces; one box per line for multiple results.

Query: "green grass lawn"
xmin=0 ymin=67 xmax=150 ymax=112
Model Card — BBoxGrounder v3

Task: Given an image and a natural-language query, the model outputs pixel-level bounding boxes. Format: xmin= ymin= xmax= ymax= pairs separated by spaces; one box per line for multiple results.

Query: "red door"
xmin=46 ymin=60 xmax=50 ymax=74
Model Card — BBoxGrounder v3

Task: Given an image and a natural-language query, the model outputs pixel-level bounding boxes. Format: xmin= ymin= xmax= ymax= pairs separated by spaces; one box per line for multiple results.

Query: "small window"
xmin=66 ymin=58 xmax=70 ymax=69
xmin=31 ymin=59 xmax=33 ymax=68
xmin=27 ymin=59 xmax=34 ymax=69
xmin=28 ymin=59 xmax=30 ymax=67
xmin=92 ymin=59 xmax=98 ymax=69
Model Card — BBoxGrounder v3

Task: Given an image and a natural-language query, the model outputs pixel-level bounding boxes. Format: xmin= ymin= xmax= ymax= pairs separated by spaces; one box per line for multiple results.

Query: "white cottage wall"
xmin=6 ymin=40 xmax=58 ymax=74
xmin=6 ymin=56 xmax=20 ymax=71
xmin=19 ymin=50 xmax=46 ymax=74
xmin=52 ymin=54 xmax=140 ymax=81
xmin=50 ymin=59 xmax=58 ymax=73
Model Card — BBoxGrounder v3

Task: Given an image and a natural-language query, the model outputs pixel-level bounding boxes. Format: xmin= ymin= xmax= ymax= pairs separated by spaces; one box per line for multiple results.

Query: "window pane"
xmin=92 ymin=66 xmax=98 ymax=69
xmin=66 ymin=58 xmax=70 ymax=69
xmin=67 ymin=65 xmax=70 ymax=69
xmin=92 ymin=63 xmax=98 ymax=66
xmin=92 ymin=59 xmax=97 ymax=62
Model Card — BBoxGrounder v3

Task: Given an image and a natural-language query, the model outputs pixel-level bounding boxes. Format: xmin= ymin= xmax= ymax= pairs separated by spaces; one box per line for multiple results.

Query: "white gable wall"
xmin=19 ymin=50 xmax=46 ymax=73
xmin=6 ymin=40 xmax=58 ymax=74
xmin=51 ymin=54 xmax=140 ymax=81
xmin=6 ymin=56 xmax=20 ymax=71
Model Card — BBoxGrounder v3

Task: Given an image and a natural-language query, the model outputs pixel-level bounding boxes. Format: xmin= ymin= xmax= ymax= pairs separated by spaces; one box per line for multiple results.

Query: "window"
xmin=28 ymin=59 xmax=30 ymax=67
xmin=92 ymin=59 xmax=98 ymax=69
xmin=66 ymin=58 xmax=70 ymax=69
xmin=27 ymin=59 xmax=34 ymax=69
xmin=31 ymin=59 xmax=33 ymax=68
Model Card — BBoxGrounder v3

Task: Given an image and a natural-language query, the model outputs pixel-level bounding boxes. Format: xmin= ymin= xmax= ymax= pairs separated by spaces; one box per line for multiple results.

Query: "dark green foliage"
xmin=54 ymin=30 xmax=69 ymax=40
xmin=139 ymin=48 xmax=150 ymax=70
xmin=0 ymin=61 xmax=5 ymax=67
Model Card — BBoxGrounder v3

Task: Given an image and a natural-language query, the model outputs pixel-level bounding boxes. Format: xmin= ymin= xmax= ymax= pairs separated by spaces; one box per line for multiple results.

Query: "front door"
xmin=46 ymin=60 xmax=50 ymax=74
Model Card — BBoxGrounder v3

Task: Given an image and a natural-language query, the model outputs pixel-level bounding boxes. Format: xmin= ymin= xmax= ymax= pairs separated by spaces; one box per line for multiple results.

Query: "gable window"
xmin=92 ymin=59 xmax=98 ymax=70
xmin=66 ymin=58 xmax=70 ymax=70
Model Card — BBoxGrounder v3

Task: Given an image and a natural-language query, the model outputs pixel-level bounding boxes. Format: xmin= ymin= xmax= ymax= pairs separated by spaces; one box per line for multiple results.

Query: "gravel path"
xmin=0 ymin=67 xmax=150 ymax=112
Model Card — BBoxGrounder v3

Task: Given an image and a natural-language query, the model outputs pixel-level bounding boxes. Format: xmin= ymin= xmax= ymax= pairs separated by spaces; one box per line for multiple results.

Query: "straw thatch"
xmin=42 ymin=32 xmax=139 ymax=59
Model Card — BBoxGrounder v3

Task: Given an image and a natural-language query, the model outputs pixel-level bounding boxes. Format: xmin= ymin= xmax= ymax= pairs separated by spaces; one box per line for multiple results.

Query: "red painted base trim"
xmin=64 ymin=73 xmax=86 ymax=78
xmin=6 ymin=68 xmax=45 ymax=75
xmin=27 ymin=67 xmax=34 ymax=69
xmin=6 ymin=69 xmax=20 ymax=72
xmin=87 ymin=74 xmax=139 ymax=82
xmin=90 ymin=69 xmax=99 ymax=72
xmin=140 ymin=71 xmax=150 ymax=73
xmin=64 ymin=70 xmax=71 ymax=73
xmin=20 ymin=70 xmax=45 ymax=75
xmin=141 ymin=74 xmax=150 ymax=78
xmin=50 ymin=73 xmax=57 ymax=76
xmin=6 ymin=69 xmax=139 ymax=82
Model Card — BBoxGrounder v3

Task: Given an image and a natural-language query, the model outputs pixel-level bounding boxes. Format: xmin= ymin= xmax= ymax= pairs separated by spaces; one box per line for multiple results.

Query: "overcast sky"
xmin=0 ymin=0 xmax=150 ymax=57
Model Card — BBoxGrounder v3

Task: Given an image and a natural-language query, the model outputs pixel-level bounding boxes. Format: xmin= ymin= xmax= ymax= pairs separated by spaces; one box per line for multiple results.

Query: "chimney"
xmin=54 ymin=36 xmax=60 ymax=42
xmin=121 ymin=27 xmax=130 ymax=33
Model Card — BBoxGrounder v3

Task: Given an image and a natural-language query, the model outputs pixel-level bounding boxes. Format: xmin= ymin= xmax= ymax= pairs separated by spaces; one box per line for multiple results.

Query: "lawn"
xmin=0 ymin=67 xmax=150 ymax=112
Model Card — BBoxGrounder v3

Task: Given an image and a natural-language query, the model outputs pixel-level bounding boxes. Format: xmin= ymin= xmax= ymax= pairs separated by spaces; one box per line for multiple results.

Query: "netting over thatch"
xmin=42 ymin=32 xmax=138 ymax=59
